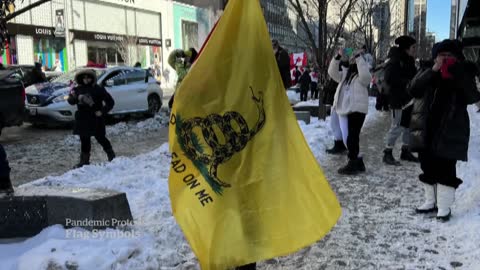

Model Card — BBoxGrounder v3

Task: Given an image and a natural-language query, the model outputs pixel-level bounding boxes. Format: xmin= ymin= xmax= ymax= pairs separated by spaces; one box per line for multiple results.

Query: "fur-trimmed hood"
xmin=75 ymin=69 xmax=97 ymax=86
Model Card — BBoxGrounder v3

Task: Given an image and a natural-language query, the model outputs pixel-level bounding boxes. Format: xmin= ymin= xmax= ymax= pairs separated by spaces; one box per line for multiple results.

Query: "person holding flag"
xmin=167 ymin=0 xmax=341 ymax=269
xmin=167 ymin=47 xmax=198 ymax=109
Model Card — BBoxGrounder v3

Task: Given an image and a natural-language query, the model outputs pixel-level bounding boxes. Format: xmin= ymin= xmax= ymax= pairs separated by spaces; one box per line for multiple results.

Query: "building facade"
xmin=6 ymin=0 xmax=166 ymax=71
xmin=450 ymin=0 xmax=457 ymax=39
xmin=411 ymin=0 xmax=428 ymax=58
xmin=3 ymin=0 xmax=220 ymax=78
xmin=389 ymin=0 xmax=409 ymax=38
xmin=374 ymin=0 xmax=391 ymax=60
xmin=260 ymin=0 xmax=305 ymax=54
xmin=452 ymin=0 xmax=480 ymax=64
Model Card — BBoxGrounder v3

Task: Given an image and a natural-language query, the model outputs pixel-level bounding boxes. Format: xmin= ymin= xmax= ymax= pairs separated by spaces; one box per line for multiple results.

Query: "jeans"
xmin=385 ymin=109 xmax=410 ymax=148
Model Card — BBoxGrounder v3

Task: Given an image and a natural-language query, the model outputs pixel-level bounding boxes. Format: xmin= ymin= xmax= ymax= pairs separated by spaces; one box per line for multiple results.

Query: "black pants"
xmin=300 ymin=87 xmax=308 ymax=101
xmin=418 ymin=151 xmax=462 ymax=188
xmin=0 ymin=144 xmax=10 ymax=178
xmin=310 ymin=82 xmax=318 ymax=99
xmin=236 ymin=263 xmax=256 ymax=270
xmin=347 ymin=112 xmax=366 ymax=160
xmin=80 ymin=135 xmax=112 ymax=154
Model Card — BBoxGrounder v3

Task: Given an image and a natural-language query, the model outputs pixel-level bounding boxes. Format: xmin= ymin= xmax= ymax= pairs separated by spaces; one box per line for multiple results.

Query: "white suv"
xmin=25 ymin=67 xmax=163 ymax=125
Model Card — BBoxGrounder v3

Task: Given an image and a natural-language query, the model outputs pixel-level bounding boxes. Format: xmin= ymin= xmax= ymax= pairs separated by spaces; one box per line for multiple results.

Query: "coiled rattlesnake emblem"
xmin=174 ymin=87 xmax=266 ymax=194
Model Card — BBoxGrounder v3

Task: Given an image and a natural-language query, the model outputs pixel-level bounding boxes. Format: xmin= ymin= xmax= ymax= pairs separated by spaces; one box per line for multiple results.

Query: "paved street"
xmin=1 ymin=101 xmax=171 ymax=186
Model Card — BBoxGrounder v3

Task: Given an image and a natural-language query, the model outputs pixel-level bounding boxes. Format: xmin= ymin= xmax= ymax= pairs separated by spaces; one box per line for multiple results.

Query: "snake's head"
xmin=249 ymin=87 xmax=263 ymax=102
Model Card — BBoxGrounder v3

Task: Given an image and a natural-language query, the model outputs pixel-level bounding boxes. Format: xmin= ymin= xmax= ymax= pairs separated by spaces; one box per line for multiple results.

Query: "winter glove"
xmin=95 ymin=111 xmax=103 ymax=117
xmin=78 ymin=94 xmax=94 ymax=107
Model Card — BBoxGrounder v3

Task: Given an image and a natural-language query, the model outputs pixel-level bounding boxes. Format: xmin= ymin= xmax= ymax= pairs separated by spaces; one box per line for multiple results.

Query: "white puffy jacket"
xmin=328 ymin=56 xmax=372 ymax=116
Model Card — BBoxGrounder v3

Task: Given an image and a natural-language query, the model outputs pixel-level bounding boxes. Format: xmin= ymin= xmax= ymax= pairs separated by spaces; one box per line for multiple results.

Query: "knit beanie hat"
xmin=395 ymin=36 xmax=416 ymax=50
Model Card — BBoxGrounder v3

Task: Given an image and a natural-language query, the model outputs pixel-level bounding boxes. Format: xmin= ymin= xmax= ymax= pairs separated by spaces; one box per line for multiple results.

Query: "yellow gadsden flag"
xmin=168 ymin=0 xmax=341 ymax=269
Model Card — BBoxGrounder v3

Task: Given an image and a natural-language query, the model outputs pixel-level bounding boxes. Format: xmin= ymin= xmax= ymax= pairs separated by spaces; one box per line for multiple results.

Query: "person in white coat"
xmin=328 ymin=48 xmax=372 ymax=175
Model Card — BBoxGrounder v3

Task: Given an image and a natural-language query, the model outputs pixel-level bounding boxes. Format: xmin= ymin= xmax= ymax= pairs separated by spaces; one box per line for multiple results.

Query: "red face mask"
xmin=440 ymin=57 xmax=457 ymax=79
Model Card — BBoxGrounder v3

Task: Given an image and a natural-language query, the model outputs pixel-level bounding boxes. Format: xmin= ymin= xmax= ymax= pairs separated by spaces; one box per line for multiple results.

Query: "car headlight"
xmin=52 ymin=94 xmax=69 ymax=103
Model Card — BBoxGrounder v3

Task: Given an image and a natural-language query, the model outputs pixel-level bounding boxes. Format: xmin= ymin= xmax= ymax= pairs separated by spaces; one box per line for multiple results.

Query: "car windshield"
xmin=52 ymin=69 xmax=106 ymax=84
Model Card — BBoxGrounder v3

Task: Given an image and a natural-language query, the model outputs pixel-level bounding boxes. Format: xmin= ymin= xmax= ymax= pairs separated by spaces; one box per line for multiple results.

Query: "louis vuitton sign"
xmin=72 ymin=30 xmax=162 ymax=47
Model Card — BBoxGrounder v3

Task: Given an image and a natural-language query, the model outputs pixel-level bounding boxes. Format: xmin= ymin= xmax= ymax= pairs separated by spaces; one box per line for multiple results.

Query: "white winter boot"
xmin=436 ymin=184 xmax=456 ymax=221
xmin=416 ymin=183 xmax=437 ymax=213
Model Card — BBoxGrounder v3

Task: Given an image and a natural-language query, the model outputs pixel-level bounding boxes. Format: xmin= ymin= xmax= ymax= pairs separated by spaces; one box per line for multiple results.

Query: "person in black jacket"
xmin=299 ymin=68 xmax=311 ymax=101
xmin=272 ymin=39 xmax=291 ymax=89
xmin=68 ymin=69 xmax=116 ymax=168
xmin=382 ymin=36 xmax=419 ymax=165
xmin=30 ymin=62 xmax=47 ymax=84
xmin=0 ymin=144 xmax=13 ymax=196
xmin=408 ymin=39 xmax=480 ymax=221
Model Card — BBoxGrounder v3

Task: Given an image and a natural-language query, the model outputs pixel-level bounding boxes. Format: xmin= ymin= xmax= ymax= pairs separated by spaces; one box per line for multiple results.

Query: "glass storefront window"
xmin=34 ymin=38 xmax=67 ymax=72
xmin=182 ymin=21 xmax=199 ymax=50
xmin=2 ymin=37 xmax=18 ymax=66
xmin=87 ymin=42 xmax=125 ymax=67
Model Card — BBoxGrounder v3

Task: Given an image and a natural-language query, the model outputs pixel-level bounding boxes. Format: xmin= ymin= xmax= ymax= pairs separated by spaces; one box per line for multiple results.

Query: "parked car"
xmin=0 ymin=70 xmax=25 ymax=135
xmin=25 ymin=67 xmax=163 ymax=125
xmin=6 ymin=65 xmax=63 ymax=87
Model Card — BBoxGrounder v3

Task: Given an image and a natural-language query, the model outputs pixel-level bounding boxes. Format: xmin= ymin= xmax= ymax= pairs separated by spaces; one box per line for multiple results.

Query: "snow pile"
xmin=63 ymin=113 xmax=170 ymax=146
xmin=0 ymin=144 xmax=193 ymax=269
xmin=286 ymin=90 xmax=300 ymax=104
xmin=294 ymin=99 xmax=320 ymax=107
xmin=107 ymin=114 xmax=170 ymax=136
xmin=443 ymin=106 xmax=480 ymax=263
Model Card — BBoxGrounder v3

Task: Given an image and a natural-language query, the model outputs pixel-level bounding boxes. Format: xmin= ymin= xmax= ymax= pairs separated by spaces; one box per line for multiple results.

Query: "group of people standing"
xmin=273 ymin=39 xmax=320 ymax=102
xmin=296 ymin=66 xmax=320 ymax=101
xmin=325 ymin=35 xmax=480 ymax=222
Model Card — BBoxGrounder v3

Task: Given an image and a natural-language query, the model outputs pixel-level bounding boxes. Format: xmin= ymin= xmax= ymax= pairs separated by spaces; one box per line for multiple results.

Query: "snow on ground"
xmin=286 ymin=90 xmax=300 ymax=105
xmin=294 ymin=99 xmax=320 ymax=107
xmin=1 ymin=100 xmax=480 ymax=269
xmin=63 ymin=113 xmax=170 ymax=146
xmin=5 ymin=113 xmax=170 ymax=186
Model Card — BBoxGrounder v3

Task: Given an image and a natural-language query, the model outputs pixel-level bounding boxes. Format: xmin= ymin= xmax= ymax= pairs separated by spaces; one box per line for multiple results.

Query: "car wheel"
xmin=147 ymin=95 xmax=161 ymax=117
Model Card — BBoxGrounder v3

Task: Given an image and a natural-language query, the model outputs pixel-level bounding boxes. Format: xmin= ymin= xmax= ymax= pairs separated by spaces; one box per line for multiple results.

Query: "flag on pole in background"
xmin=290 ymin=52 xmax=308 ymax=67
xmin=168 ymin=0 xmax=341 ymax=269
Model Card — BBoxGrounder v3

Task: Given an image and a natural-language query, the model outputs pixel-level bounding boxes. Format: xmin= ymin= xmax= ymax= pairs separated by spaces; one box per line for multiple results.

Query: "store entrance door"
xmin=87 ymin=42 xmax=124 ymax=67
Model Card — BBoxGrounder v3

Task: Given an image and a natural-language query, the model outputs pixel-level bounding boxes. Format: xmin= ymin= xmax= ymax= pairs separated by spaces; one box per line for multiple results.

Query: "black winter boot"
xmin=106 ymin=149 xmax=116 ymax=162
xmin=357 ymin=157 xmax=366 ymax=172
xmin=326 ymin=140 xmax=347 ymax=155
xmin=383 ymin=148 xmax=401 ymax=166
xmin=400 ymin=146 xmax=419 ymax=162
xmin=74 ymin=152 xmax=90 ymax=169
xmin=338 ymin=158 xmax=365 ymax=175
xmin=0 ymin=176 xmax=14 ymax=196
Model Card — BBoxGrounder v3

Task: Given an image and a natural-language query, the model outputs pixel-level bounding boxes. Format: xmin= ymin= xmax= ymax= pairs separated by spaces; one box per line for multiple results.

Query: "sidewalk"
xmin=267 ymin=106 xmax=477 ymax=269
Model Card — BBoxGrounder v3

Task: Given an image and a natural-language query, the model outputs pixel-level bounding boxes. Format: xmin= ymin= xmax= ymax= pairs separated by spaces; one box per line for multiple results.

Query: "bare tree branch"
xmin=116 ymin=36 xmax=139 ymax=66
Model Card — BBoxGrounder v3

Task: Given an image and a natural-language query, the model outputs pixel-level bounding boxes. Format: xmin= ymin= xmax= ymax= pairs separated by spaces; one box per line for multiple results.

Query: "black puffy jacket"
xmin=408 ymin=62 xmax=480 ymax=161
xmin=68 ymin=70 xmax=115 ymax=137
xmin=384 ymin=47 xmax=417 ymax=109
